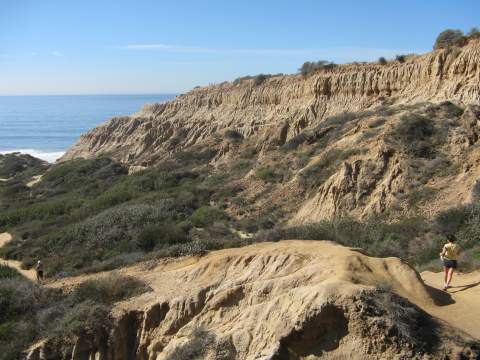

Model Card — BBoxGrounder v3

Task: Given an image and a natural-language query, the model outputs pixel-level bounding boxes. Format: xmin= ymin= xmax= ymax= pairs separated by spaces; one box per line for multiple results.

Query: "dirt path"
xmin=26 ymin=175 xmax=43 ymax=188
xmin=0 ymin=232 xmax=37 ymax=281
xmin=422 ymin=270 xmax=480 ymax=339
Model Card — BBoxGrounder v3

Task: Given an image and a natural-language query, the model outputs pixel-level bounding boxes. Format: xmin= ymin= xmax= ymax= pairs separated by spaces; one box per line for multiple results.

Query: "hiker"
xmin=36 ymin=260 xmax=44 ymax=283
xmin=440 ymin=234 xmax=460 ymax=290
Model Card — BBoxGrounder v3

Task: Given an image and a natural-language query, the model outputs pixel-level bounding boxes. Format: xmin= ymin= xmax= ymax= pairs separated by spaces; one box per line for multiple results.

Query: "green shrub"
xmin=224 ymin=129 xmax=244 ymax=142
xmin=393 ymin=114 xmax=436 ymax=158
xmin=72 ymin=275 xmax=149 ymax=305
xmin=190 ymin=206 xmax=227 ymax=227
xmin=255 ymin=216 xmax=428 ymax=264
xmin=469 ymin=27 xmax=480 ymax=37
xmin=51 ymin=300 xmax=111 ymax=340
xmin=395 ymin=54 xmax=406 ymax=63
xmin=378 ymin=57 xmax=387 ymax=65
xmin=408 ymin=187 xmax=436 ymax=208
xmin=232 ymin=73 xmax=282 ymax=86
xmin=299 ymin=60 xmax=336 ymax=77
xmin=136 ymin=223 xmax=188 ymax=251
xmin=255 ymin=167 xmax=277 ymax=182
xmin=0 ymin=153 xmax=48 ymax=180
xmin=0 ymin=265 xmax=20 ymax=279
xmin=433 ymin=206 xmax=470 ymax=235
xmin=434 ymin=29 xmax=465 ymax=49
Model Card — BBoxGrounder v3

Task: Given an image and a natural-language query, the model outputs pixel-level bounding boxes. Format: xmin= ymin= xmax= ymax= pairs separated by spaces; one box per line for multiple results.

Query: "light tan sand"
xmin=422 ymin=270 xmax=480 ymax=339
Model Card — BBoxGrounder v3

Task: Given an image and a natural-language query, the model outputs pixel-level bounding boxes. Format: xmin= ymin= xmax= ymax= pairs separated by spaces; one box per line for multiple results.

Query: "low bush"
xmin=434 ymin=29 xmax=465 ymax=49
xmin=393 ymin=114 xmax=437 ymax=158
xmin=190 ymin=206 xmax=227 ymax=227
xmin=255 ymin=167 xmax=277 ymax=182
xmin=0 ymin=265 xmax=20 ymax=279
xmin=256 ymin=216 xmax=428 ymax=264
xmin=378 ymin=57 xmax=387 ymax=65
xmin=395 ymin=54 xmax=406 ymax=63
xmin=49 ymin=300 xmax=112 ymax=343
xmin=136 ymin=223 xmax=188 ymax=251
xmin=224 ymin=129 xmax=244 ymax=142
xmin=232 ymin=73 xmax=282 ymax=86
xmin=299 ymin=60 xmax=336 ymax=77
xmin=72 ymin=275 xmax=149 ymax=305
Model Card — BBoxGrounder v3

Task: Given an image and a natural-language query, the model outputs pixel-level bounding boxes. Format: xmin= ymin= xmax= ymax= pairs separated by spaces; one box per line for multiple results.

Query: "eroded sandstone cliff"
xmin=62 ymin=40 xmax=480 ymax=164
xmin=27 ymin=241 xmax=480 ymax=360
xmin=59 ymin=41 xmax=480 ymax=224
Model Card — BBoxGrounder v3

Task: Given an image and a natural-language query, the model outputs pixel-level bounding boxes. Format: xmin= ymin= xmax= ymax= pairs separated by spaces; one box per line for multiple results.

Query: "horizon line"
xmin=0 ymin=92 xmax=180 ymax=97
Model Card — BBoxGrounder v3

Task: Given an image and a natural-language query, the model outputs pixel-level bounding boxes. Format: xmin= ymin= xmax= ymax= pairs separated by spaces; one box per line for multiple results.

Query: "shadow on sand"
xmin=449 ymin=281 xmax=480 ymax=294
xmin=425 ymin=285 xmax=455 ymax=306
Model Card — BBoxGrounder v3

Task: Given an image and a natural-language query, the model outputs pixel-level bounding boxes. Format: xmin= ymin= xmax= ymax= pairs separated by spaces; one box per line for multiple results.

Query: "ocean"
xmin=0 ymin=94 xmax=175 ymax=163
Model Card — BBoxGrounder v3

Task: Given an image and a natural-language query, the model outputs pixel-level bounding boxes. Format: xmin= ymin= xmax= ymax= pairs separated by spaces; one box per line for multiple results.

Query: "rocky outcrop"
xmin=28 ymin=241 xmax=479 ymax=359
xmin=62 ymin=41 xmax=480 ymax=165
xmin=294 ymin=148 xmax=406 ymax=221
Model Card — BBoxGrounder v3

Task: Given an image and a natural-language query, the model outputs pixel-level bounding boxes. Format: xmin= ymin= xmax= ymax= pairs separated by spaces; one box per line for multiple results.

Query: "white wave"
xmin=0 ymin=149 xmax=65 ymax=163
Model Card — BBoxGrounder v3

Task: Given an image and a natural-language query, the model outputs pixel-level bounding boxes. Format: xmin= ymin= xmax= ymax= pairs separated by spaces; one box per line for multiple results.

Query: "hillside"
xmin=60 ymin=41 xmax=480 ymax=224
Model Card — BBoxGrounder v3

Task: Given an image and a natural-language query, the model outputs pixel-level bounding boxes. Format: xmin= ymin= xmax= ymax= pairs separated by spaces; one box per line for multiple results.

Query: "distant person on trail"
xmin=440 ymin=234 xmax=460 ymax=290
xmin=36 ymin=260 xmax=44 ymax=283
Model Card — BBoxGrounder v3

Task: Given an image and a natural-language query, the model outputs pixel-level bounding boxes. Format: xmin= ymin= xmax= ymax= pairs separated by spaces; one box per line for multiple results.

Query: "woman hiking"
xmin=440 ymin=234 xmax=460 ymax=290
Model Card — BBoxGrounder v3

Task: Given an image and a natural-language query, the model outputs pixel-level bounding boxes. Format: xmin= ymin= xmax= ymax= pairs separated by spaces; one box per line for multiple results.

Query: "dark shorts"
xmin=443 ymin=259 xmax=457 ymax=269
xmin=37 ymin=270 xmax=44 ymax=278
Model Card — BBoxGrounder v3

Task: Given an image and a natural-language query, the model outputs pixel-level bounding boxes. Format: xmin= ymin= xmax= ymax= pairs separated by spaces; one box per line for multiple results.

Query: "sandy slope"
xmin=422 ymin=270 xmax=480 ymax=339
xmin=0 ymin=232 xmax=37 ymax=281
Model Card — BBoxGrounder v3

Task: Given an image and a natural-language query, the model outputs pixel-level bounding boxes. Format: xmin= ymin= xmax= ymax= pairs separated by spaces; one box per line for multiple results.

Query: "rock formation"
xmin=62 ymin=40 xmax=480 ymax=165
xmin=27 ymin=241 xmax=479 ymax=359
xmin=56 ymin=41 xmax=480 ymax=224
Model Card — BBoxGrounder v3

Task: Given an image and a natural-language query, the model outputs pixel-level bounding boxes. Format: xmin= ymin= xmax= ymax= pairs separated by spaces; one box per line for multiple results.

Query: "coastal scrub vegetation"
xmin=0 ymin=102 xmax=479 ymax=281
xmin=0 ymin=273 xmax=149 ymax=359
xmin=232 ymin=73 xmax=283 ymax=86
xmin=433 ymin=27 xmax=480 ymax=49
xmin=298 ymin=60 xmax=336 ymax=77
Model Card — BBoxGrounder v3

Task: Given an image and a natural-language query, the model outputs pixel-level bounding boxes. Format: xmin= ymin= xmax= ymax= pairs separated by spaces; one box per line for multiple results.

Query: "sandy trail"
xmin=422 ymin=270 xmax=480 ymax=339
xmin=26 ymin=175 xmax=43 ymax=188
xmin=0 ymin=232 xmax=37 ymax=281
xmin=1 ymin=232 xmax=479 ymax=340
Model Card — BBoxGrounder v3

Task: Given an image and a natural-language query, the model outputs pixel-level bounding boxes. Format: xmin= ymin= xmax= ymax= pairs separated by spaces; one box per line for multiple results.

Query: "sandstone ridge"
xmin=62 ymin=41 xmax=480 ymax=165
xmin=28 ymin=241 xmax=479 ymax=359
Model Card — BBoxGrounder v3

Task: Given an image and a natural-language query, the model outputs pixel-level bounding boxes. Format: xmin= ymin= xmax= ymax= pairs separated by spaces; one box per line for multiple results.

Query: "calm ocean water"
xmin=0 ymin=94 xmax=175 ymax=162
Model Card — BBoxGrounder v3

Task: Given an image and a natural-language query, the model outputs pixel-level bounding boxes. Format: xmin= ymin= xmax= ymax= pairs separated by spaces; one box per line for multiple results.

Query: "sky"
xmin=0 ymin=0 xmax=478 ymax=95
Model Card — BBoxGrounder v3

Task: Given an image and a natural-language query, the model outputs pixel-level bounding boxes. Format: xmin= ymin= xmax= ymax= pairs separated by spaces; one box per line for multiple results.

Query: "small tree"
xmin=299 ymin=60 xmax=336 ymax=77
xmin=378 ymin=57 xmax=387 ymax=65
xmin=395 ymin=54 xmax=406 ymax=63
xmin=468 ymin=27 xmax=480 ymax=38
xmin=433 ymin=29 xmax=465 ymax=49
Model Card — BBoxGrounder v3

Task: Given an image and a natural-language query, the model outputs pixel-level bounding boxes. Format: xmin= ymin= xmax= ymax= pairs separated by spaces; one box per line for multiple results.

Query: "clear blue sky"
xmin=1 ymin=0 xmax=478 ymax=95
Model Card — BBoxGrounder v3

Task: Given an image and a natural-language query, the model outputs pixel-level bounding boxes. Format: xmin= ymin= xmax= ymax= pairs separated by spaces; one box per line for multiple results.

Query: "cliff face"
xmin=26 ymin=241 xmax=479 ymax=360
xmin=62 ymin=41 xmax=480 ymax=164
xmin=59 ymin=41 xmax=480 ymax=223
